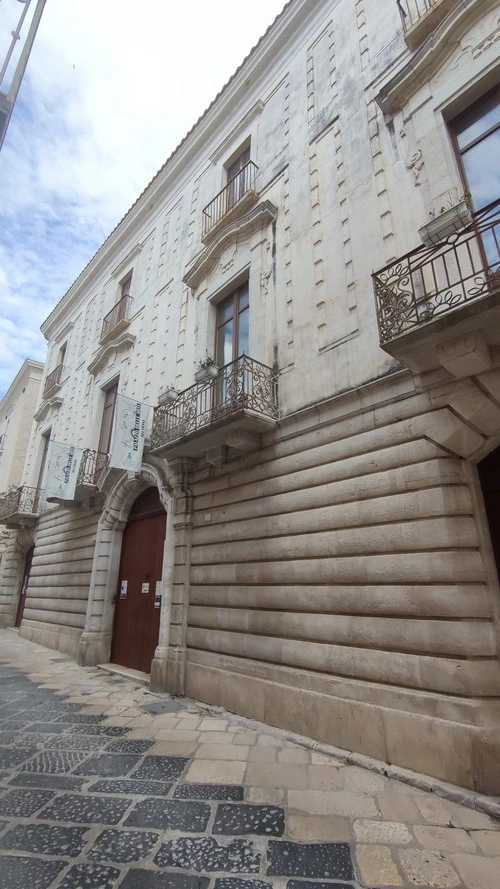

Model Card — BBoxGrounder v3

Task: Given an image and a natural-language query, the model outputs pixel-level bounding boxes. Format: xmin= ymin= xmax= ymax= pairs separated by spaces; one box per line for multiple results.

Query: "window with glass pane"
xmin=453 ymin=87 xmax=500 ymax=268
xmin=37 ymin=430 xmax=51 ymax=490
xmin=215 ymin=283 xmax=249 ymax=366
xmin=453 ymin=87 xmax=500 ymax=210
xmin=226 ymin=147 xmax=251 ymax=211
xmin=98 ymin=382 xmax=118 ymax=455
xmin=215 ymin=283 xmax=250 ymax=409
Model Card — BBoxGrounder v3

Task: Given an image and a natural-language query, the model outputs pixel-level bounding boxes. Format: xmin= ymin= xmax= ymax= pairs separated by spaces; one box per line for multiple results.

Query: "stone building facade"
xmin=1 ymin=0 xmax=499 ymax=792
xmin=0 ymin=359 xmax=43 ymax=621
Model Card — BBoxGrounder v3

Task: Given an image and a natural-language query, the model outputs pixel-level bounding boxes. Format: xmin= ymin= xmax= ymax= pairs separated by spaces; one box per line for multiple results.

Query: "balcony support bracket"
xmin=437 ymin=332 xmax=492 ymax=379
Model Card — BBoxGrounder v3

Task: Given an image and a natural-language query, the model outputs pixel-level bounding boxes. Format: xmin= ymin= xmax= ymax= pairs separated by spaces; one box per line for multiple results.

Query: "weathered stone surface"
xmin=88 ymin=778 xmax=172 ymax=796
xmin=174 ymin=783 xmax=245 ymax=801
xmin=57 ymin=863 xmax=121 ymax=889
xmin=0 ymin=855 xmax=66 ymax=889
xmin=246 ymin=764 xmax=309 ymax=790
xmin=37 ymin=793 xmax=132 ymax=825
xmin=185 ymin=760 xmax=246 ymax=785
xmin=356 ymin=844 xmax=403 ymax=887
xmin=89 ymin=828 xmax=159 ymax=862
xmin=21 ymin=749 xmax=89 ymax=773
xmin=125 ymin=798 xmax=211 ymax=831
xmin=213 ymin=803 xmax=285 ymax=837
xmin=287 ymin=815 xmax=351 ymax=843
xmin=354 ymin=819 xmax=412 ymax=845
xmin=266 ymin=841 xmax=354 ymax=880
xmin=9 ymin=772 xmax=85 ymax=791
xmin=398 ymin=849 xmax=461 ymax=888
xmin=132 ymin=755 xmax=189 ymax=781
xmin=0 ymin=823 xmax=88 ymax=856
xmin=0 ymin=747 xmax=37 ymax=768
xmin=73 ymin=753 xmax=140 ymax=777
xmin=288 ymin=790 xmax=379 ymax=818
xmin=120 ymin=870 xmax=209 ymax=889
xmin=471 ymin=830 xmax=500 ymax=854
xmin=155 ymin=837 xmax=261 ymax=873
xmin=0 ymin=788 xmax=55 ymax=817
xmin=106 ymin=739 xmax=154 ymax=754
xmin=450 ymin=854 xmax=500 ymax=889
xmin=413 ymin=824 xmax=476 ymax=852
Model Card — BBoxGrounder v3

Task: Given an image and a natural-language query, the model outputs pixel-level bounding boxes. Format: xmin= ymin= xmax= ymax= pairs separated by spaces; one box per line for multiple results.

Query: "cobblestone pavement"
xmin=0 ymin=632 xmax=499 ymax=889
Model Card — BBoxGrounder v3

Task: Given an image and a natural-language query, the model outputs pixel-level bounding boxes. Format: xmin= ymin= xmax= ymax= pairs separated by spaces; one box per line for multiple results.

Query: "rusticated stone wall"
xmin=19 ymin=507 xmax=100 ymax=659
xmin=184 ymin=378 xmax=500 ymax=792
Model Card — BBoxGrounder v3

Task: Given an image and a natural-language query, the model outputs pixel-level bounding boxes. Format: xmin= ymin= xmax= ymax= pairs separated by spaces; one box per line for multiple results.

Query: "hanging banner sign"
xmin=109 ymin=394 xmax=151 ymax=472
xmin=45 ymin=441 xmax=84 ymax=500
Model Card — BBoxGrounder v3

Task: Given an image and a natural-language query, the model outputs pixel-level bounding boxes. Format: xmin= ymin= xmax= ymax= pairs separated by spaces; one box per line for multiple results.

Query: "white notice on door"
xmin=141 ymin=582 xmax=150 ymax=594
xmin=120 ymin=580 xmax=128 ymax=599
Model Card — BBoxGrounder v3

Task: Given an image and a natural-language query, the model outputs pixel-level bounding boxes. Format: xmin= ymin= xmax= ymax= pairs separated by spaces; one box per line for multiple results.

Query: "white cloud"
xmin=0 ymin=0 xmax=286 ymax=396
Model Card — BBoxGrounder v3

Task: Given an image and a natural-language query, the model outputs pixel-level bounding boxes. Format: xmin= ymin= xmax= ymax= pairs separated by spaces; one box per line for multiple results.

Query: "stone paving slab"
xmin=0 ymin=631 xmax=499 ymax=889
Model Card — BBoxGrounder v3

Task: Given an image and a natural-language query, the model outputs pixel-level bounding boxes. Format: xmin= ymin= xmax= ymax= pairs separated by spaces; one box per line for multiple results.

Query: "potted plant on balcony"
xmin=419 ymin=190 xmax=472 ymax=247
xmin=157 ymin=385 xmax=179 ymax=406
xmin=194 ymin=355 xmax=219 ymax=384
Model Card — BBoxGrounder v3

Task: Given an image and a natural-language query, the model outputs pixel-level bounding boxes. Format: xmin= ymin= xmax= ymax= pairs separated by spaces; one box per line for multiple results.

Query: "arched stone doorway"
xmin=110 ymin=487 xmax=166 ymax=673
xmin=79 ymin=459 xmax=174 ymax=673
xmin=478 ymin=445 xmax=500 ymax=582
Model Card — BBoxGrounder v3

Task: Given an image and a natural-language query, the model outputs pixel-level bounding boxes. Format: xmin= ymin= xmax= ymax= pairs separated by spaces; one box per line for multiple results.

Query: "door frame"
xmin=79 ymin=460 xmax=174 ymax=669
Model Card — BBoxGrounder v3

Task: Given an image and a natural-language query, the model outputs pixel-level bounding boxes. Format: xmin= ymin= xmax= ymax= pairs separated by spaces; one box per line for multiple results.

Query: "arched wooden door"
xmin=478 ymin=447 xmax=500 ymax=582
xmin=15 ymin=545 xmax=34 ymax=628
xmin=110 ymin=487 xmax=166 ymax=673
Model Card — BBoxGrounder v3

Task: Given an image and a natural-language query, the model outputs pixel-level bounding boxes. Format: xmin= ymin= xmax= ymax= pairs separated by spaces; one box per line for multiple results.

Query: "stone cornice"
xmin=376 ymin=0 xmax=494 ymax=115
xmin=87 ymin=332 xmax=136 ymax=377
xmin=183 ymin=200 xmax=278 ymax=291
xmin=0 ymin=360 xmax=44 ymax=412
xmin=38 ymin=0 xmax=317 ymax=336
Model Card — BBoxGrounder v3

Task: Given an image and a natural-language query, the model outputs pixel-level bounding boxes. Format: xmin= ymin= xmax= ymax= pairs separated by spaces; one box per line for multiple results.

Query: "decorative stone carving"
xmin=183 ymin=201 xmax=278 ymax=291
xmin=400 ymin=128 xmax=424 ymax=186
xmin=452 ymin=12 xmax=500 ymax=68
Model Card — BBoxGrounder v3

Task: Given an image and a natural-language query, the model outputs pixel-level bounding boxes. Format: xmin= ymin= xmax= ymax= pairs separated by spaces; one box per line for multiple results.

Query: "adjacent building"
xmin=0 ymin=359 xmax=43 ymax=622
xmin=1 ymin=0 xmax=499 ymax=792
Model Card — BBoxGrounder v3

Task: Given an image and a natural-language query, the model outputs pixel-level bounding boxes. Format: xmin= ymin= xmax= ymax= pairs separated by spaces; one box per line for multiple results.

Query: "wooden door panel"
xmin=111 ymin=489 xmax=166 ymax=673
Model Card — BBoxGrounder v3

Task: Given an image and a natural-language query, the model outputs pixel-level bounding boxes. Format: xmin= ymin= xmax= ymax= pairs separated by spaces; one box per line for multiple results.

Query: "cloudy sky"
xmin=0 ymin=0 xmax=286 ymax=397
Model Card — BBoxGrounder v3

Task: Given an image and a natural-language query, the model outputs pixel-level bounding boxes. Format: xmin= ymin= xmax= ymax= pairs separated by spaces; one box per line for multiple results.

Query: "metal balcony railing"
xmin=373 ymin=199 xmax=500 ymax=344
xmin=43 ymin=363 xmax=63 ymax=396
xmin=0 ymin=486 xmax=44 ymax=522
xmin=397 ymin=0 xmax=442 ymax=28
xmin=100 ymin=294 xmax=132 ymax=342
xmin=202 ymin=161 xmax=258 ymax=237
xmin=151 ymin=355 xmax=279 ymax=451
xmin=76 ymin=449 xmax=108 ymax=488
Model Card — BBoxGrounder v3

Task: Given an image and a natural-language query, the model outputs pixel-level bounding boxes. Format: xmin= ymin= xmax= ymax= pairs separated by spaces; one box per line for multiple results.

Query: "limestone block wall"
xmin=0 ymin=529 xmax=27 ymax=626
xmin=19 ymin=507 xmax=100 ymax=658
xmin=184 ymin=375 xmax=500 ymax=790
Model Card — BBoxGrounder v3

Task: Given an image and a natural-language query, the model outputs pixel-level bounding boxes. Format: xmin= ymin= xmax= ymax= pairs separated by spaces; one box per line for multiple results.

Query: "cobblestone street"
xmin=0 ymin=631 xmax=499 ymax=889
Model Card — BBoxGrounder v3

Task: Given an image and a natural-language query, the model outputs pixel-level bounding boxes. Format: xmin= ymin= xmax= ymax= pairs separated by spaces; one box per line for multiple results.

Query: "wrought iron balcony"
xmin=151 ymin=355 xmax=279 ymax=459
xmin=43 ymin=363 xmax=63 ymax=397
xmin=46 ymin=449 xmax=108 ymax=506
xmin=202 ymin=161 xmax=258 ymax=241
xmin=373 ymin=199 xmax=500 ymax=372
xmin=397 ymin=0 xmax=458 ymax=47
xmin=100 ymin=294 xmax=133 ymax=343
xmin=77 ymin=449 xmax=108 ymax=489
xmin=0 ymin=486 xmax=44 ymax=527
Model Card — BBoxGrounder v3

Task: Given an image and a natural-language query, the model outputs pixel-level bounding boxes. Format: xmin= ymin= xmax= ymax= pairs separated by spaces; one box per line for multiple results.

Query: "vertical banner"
xmin=45 ymin=441 xmax=84 ymax=500
xmin=109 ymin=394 xmax=151 ymax=472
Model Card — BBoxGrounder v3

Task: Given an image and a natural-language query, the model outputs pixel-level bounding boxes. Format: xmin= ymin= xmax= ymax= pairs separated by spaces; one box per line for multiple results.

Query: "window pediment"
xmin=88 ymin=331 xmax=136 ymax=377
xmin=183 ymin=200 xmax=278 ymax=292
xmin=377 ymin=0 xmax=496 ymax=115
